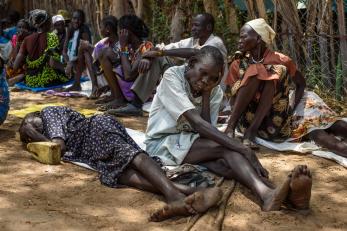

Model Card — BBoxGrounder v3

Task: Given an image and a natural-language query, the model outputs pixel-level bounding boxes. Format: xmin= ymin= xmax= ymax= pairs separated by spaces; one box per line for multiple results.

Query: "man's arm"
xmin=142 ymin=48 xmax=199 ymax=59
xmin=200 ymin=91 xmax=211 ymax=123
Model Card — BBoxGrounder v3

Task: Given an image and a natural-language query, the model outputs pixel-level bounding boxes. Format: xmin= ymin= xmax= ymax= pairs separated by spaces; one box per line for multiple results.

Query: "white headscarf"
xmin=245 ymin=18 xmax=276 ymax=45
xmin=52 ymin=15 xmax=65 ymax=25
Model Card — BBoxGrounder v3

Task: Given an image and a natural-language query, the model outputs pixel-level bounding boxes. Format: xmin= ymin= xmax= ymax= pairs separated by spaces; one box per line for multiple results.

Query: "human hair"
xmin=102 ymin=15 xmax=118 ymax=34
xmin=18 ymin=111 xmax=42 ymax=143
xmin=193 ymin=46 xmax=224 ymax=68
xmin=198 ymin=13 xmax=214 ymax=31
xmin=73 ymin=9 xmax=86 ymax=23
xmin=118 ymin=15 xmax=149 ymax=40
xmin=17 ymin=19 xmax=30 ymax=29
xmin=28 ymin=9 xmax=50 ymax=29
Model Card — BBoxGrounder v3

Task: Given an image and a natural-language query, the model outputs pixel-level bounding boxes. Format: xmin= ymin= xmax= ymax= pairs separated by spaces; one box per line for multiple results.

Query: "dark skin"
xmin=142 ymin=14 xmax=213 ymax=60
xmin=62 ymin=11 xmax=91 ymax=84
xmin=224 ymin=25 xmax=306 ymax=142
xmin=13 ymin=20 xmax=63 ymax=72
xmin=19 ymin=113 xmax=224 ymax=220
xmin=99 ymin=28 xmax=152 ymax=108
xmin=171 ymin=55 xmax=312 ymax=211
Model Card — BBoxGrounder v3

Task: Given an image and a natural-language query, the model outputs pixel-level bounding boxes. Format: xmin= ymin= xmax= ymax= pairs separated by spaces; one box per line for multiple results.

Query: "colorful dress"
xmin=290 ymin=91 xmax=346 ymax=140
xmin=24 ymin=32 xmax=69 ymax=87
xmin=0 ymin=69 xmax=9 ymax=125
xmin=226 ymin=49 xmax=298 ymax=141
xmin=40 ymin=106 xmax=148 ymax=187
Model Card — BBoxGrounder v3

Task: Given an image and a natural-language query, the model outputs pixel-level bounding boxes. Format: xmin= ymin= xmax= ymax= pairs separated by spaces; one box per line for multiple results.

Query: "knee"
xmin=131 ymin=152 xmax=148 ymax=167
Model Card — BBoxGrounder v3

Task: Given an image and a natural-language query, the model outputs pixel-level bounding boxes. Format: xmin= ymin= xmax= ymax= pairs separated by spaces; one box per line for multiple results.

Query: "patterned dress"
xmin=0 ymin=69 xmax=9 ymax=125
xmin=226 ymin=49 xmax=297 ymax=141
xmin=40 ymin=106 xmax=145 ymax=187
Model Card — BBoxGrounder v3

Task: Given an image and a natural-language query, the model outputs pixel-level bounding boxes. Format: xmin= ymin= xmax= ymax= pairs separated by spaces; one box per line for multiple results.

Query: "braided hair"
xmin=102 ymin=15 xmax=118 ymax=34
xmin=118 ymin=15 xmax=149 ymax=40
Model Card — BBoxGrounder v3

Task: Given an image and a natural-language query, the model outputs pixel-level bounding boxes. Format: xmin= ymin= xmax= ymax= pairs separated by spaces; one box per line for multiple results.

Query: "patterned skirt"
xmin=237 ymin=65 xmax=292 ymax=141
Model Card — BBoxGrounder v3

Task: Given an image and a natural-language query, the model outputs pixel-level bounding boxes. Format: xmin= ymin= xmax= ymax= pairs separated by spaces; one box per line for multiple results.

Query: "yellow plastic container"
xmin=27 ymin=142 xmax=61 ymax=165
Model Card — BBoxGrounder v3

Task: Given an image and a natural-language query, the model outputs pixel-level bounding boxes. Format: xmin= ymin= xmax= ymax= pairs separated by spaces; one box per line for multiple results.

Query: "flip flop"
xmin=243 ymin=138 xmax=260 ymax=150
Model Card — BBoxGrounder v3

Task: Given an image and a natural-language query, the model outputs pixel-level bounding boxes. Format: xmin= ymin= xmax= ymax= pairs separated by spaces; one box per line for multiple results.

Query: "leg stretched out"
xmin=309 ymin=129 xmax=347 ymax=158
xmin=118 ymin=153 xmax=223 ymax=221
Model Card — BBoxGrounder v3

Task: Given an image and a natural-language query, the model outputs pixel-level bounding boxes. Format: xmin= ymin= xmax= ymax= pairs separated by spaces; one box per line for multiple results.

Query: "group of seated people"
xmin=1 ymin=8 xmax=347 ymax=222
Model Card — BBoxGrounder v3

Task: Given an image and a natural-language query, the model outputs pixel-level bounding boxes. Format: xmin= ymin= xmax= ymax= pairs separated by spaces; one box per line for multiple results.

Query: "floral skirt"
xmin=290 ymin=91 xmax=344 ymax=140
xmin=237 ymin=65 xmax=292 ymax=141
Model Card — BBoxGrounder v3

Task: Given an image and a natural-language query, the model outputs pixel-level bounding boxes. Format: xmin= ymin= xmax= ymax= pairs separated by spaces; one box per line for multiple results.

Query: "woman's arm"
xmin=19 ymin=123 xmax=49 ymax=142
xmin=142 ymin=48 xmax=198 ymax=59
xmin=13 ymin=53 xmax=25 ymax=71
xmin=200 ymin=91 xmax=211 ymax=123
xmin=291 ymin=70 xmax=306 ymax=111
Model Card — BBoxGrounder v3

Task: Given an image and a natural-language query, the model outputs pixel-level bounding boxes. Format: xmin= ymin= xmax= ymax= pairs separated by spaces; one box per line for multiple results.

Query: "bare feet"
xmin=149 ymin=187 xmax=222 ymax=222
xmin=287 ymin=165 xmax=312 ymax=210
xmin=262 ymin=175 xmax=291 ymax=211
xmin=89 ymin=87 xmax=101 ymax=99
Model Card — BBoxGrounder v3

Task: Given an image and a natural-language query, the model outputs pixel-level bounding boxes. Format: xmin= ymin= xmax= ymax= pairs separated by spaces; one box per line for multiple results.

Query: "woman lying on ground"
xmin=12 ymin=9 xmax=69 ymax=88
xmin=224 ymin=18 xmax=347 ymax=157
xmin=145 ymin=45 xmax=313 ymax=220
xmin=63 ymin=9 xmax=93 ymax=92
xmin=98 ymin=15 xmax=153 ymax=112
xmin=18 ymin=105 xmax=222 ymax=221
xmin=6 ymin=19 xmax=32 ymax=85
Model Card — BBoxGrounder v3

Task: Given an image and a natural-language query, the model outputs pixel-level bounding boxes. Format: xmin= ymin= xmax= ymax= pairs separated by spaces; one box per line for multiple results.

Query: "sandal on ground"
xmin=243 ymin=138 xmax=260 ymax=150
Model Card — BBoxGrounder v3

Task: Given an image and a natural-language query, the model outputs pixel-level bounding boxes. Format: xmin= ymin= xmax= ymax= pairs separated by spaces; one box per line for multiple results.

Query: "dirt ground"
xmin=0 ymin=91 xmax=346 ymax=231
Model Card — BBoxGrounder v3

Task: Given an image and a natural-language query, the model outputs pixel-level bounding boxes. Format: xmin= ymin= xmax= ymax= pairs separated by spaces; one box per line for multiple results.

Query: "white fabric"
xmin=0 ymin=41 xmax=12 ymax=61
xmin=158 ymin=34 xmax=229 ymax=87
xmin=145 ymin=65 xmax=223 ymax=165
xmin=245 ymin=18 xmax=276 ymax=45
xmin=67 ymin=30 xmax=79 ymax=61
xmin=52 ymin=15 xmax=64 ymax=24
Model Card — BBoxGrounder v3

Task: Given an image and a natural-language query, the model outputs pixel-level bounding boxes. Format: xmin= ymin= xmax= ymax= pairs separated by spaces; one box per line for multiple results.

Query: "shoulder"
xmin=163 ymin=65 xmax=185 ymax=80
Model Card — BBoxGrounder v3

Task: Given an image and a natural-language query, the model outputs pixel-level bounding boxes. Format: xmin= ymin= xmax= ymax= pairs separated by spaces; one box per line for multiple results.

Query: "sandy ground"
xmin=0 ymin=91 xmax=346 ymax=231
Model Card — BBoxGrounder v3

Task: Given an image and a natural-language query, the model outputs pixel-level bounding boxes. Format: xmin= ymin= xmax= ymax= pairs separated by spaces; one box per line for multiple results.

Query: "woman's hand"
xmin=119 ymin=29 xmax=129 ymax=49
xmin=51 ymin=138 xmax=66 ymax=153
xmin=243 ymin=148 xmax=269 ymax=178
xmin=138 ymin=58 xmax=151 ymax=73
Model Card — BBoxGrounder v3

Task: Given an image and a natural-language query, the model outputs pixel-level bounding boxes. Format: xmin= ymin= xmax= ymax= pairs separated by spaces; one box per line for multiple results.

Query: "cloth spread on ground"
xmin=219 ymin=90 xmax=347 ymax=167
xmin=9 ymin=103 xmax=98 ymax=118
xmin=15 ymin=76 xmax=89 ymax=92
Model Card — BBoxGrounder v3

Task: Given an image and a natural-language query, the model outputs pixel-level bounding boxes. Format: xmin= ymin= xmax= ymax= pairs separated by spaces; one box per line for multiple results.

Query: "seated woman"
xmin=99 ymin=15 xmax=153 ymax=113
xmin=71 ymin=15 xmax=119 ymax=99
xmin=12 ymin=9 xmax=69 ymax=88
xmin=19 ymin=105 xmax=222 ymax=221
xmin=224 ymin=18 xmax=306 ymax=147
xmin=145 ymin=46 xmax=313 ymax=217
xmin=63 ymin=9 xmax=93 ymax=92
xmin=0 ymin=59 xmax=9 ymax=125
xmin=6 ymin=19 xmax=32 ymax=85
xmin=225 ymin=18 xmax=347 ymax=157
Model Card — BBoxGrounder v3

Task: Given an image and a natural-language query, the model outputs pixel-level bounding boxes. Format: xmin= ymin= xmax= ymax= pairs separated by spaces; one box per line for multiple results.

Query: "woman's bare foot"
xmin=149 ymin=187 xmax=222 ymax=222
xmin=89 ymin=87 xmax=101 ymax=99
xmin=262 ymin=175 xmax=291 ymax=211
xmin=287 ymin=165 xmax=312 ymax=210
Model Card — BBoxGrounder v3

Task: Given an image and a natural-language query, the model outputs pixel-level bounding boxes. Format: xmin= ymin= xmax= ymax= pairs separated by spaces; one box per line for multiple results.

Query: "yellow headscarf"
xmin=245 ymin=18 xmax=276 ymax=45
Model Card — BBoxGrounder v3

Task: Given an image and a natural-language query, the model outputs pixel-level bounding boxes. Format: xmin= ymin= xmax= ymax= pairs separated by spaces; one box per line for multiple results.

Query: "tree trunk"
xmin=255 ymin=0 xmax=267 ymax=21
xmin=203 ymin=0 xmax=219 ymax=20
xmin=318 ymin=0 xmax=332 ymax=86
xmin=224 ymin=0 xmax=239 ymax=35
xmin=170 ymin=0 xmax=186 ymax=42
xmin=110 ymin=0 xmax=127 ymax=19
xmin=245 ymin=0 xmax=257 ymax=20
xmin=305 ymin=0 xmax=318 ymax=66
xmin=336 ymin=0 xmax=347 ymax=95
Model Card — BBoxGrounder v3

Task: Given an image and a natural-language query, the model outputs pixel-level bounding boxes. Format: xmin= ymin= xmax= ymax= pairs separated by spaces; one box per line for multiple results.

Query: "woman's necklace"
xmin=251 ymin=56 xmax=264 ymax=64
